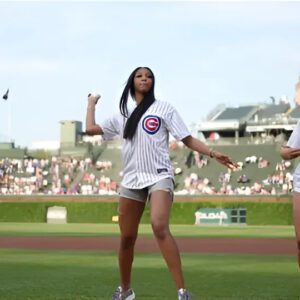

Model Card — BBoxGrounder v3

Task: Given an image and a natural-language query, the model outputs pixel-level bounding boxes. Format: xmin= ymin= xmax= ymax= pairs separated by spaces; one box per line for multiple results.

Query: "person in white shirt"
xmin=280 ymin=120 xmax=300 ymax=268
xmin=86 ymin=67 xmax=238 ymax=300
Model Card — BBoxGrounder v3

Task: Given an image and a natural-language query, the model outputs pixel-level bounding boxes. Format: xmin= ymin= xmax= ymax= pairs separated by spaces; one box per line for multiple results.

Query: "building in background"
xmin=60 ymin=120 xmax=83 ymax=149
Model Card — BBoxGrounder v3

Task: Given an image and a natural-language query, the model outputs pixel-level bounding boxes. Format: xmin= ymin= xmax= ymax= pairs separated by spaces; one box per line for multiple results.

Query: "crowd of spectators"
xmin=0 ymin=156 xmax=118 ymax=195
xmin=0 ymin=143 xmax=295 ymax=196
xmin=176 ymin=152 xmax=294 ymax=195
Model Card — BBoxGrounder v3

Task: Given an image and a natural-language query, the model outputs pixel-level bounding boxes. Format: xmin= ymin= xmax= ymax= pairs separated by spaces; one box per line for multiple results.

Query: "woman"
xmin=280 ymin=121 xmax=300 ymax=268
xmin=86 ymin=67 xmax=238 ymax=300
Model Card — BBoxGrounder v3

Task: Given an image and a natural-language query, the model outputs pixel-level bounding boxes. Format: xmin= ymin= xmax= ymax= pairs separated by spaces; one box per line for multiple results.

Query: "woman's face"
xmin=133 ymin=68 xmax=153 ymax=95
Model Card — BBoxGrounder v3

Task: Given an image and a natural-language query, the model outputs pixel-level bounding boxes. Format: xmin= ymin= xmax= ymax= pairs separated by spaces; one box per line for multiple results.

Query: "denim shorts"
xmin=119 ymin=178 xmax=174 ymax=202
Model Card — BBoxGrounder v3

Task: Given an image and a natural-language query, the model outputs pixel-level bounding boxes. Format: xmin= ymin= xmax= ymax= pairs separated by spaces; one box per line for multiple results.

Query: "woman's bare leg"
xmin=293 ymin=192 xmax=300 ymax=267
xmin=118 ymin=197 xmax=145 ymax=290
xmin=150 ymin=191 xmax=185 ymax=289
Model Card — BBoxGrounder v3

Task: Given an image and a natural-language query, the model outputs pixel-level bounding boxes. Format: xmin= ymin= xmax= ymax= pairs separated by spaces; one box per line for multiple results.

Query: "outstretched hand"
xmin=88 ymin=93 xmax=101 ymax=105
xmin=212 ymin=151 xmax=239 ymax=170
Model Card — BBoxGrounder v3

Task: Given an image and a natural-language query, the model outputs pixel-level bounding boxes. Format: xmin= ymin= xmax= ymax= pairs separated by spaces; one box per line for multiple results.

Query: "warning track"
xmin=0 ymin=236 xmax=296 ymax=255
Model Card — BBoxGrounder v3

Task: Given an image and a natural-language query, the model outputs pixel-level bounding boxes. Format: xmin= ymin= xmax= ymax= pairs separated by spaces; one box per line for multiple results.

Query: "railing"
xmin=247 ymin=117 xmax=298 ymax=126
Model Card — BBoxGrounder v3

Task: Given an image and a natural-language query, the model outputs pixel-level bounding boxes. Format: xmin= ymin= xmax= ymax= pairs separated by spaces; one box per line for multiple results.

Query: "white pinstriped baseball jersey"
xmin=287 ymin=120 xmax=300 ymax=191
xmin=99 ymin=100 xmax=190 ymax=189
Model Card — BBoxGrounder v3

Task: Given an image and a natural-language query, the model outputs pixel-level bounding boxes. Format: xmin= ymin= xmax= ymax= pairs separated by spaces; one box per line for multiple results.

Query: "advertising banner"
xmin=195 ymin=208 xmax=246 ymax=225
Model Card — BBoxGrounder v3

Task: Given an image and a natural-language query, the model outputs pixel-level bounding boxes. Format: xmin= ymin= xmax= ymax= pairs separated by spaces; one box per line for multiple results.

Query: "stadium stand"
xmin=169 ymin=142 xmax=293 ymax=195
xmin=214 ymin=105 xmax=258 ymax=121
xmin=0 ymin=142 xmax=26 ymax=159
xmin=1 ymin=99 xmax=300 ymax=196
xmin=256 ymin=103 xmax=290 ymax=120
xmin=288 ymin=105 xmax=300 ymax=119
xmin=0 ymin=140 xmax=294 ymax=196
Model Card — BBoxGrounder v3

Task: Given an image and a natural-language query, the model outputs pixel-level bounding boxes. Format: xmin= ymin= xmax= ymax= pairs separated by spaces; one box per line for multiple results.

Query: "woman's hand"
xmin=85 ymin=93 xmax=103 ymax=136
xmin=212 ymin=150 xmax=239 ymax=170
xmin=88 ymin=93 xmax=101 ymax=105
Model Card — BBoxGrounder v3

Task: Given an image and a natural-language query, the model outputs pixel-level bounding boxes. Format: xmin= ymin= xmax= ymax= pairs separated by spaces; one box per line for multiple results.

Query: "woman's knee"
xmin=151 ymin=221 xmax=169 ymax=239
xmin=120 ymin=233 xmax=138 ymax=249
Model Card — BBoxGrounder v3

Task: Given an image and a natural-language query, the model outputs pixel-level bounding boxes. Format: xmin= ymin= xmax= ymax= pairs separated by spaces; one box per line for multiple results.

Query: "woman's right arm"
xmin=280 ymin=146 xmax=300 ymax=160
xmin=85 ymin=94 xmax=104 ymax=136
xmin=280 ymin=121 xmax=300 ymax=160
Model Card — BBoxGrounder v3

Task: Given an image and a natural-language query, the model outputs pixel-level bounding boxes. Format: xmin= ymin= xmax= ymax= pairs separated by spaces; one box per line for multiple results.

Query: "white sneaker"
xmin=178 ymin=288 xmax=192 ymax=300
xmin=112 ymin=286 xmax=135 ymax=300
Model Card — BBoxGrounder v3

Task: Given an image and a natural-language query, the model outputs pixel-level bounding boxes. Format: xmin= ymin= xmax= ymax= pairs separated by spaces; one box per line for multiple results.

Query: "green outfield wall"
xmin=0 ymin=195 xmax=293 ymax=225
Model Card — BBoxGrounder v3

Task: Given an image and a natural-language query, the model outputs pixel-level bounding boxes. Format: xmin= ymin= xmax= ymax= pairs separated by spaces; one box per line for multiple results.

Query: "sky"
xmin=0 ymin=0 xmax=300 ymax=148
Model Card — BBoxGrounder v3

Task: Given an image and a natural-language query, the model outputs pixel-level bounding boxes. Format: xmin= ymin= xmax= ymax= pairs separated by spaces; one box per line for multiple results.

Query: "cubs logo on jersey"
xmin=142 ymin=115 xmax=161 ymax=135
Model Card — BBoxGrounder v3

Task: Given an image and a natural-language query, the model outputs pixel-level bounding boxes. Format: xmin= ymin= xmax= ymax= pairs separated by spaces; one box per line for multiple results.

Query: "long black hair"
xmin=119 ymin=67 xmax=156 ymax=140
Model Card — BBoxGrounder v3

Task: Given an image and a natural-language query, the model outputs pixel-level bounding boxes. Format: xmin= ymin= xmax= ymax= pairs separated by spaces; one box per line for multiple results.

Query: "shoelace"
xmin=178 ymin=289 xmax=191 ymax=300
xmin=112 ymin=287 xmax=122 ymax=300
xmin=112 ymin=287 xmax=133 ymax=300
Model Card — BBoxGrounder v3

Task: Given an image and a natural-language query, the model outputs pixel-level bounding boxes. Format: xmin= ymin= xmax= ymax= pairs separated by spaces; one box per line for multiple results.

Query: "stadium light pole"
xmin=270 ymin=96 xmax=275 ymax=105
xmin=2 ymin=89 xmax=11 ymax=142
xmin=8 ymin=101 xmax=12 ymax=142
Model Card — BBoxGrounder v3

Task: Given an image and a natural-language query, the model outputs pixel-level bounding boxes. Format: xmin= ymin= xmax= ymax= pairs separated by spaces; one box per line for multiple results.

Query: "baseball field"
xmin=0 ymin=223 xmax=299 ymax=300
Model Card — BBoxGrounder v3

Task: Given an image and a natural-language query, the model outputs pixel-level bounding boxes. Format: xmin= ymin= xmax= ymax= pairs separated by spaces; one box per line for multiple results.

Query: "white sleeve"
xmin=287 ymin=121 xmax=300 ymax=148
xmin=99 ymin=113 xmax=123 ymax=141
xmin=165 ymin=105 xmax=191 ymax=141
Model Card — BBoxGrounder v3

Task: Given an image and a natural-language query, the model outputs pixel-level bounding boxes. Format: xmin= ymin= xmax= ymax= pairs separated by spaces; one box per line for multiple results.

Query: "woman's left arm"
xmin=280 ymin=146 xmax=300 ymax=160
xmin=181 ymin=135 xmax=238 ymax=170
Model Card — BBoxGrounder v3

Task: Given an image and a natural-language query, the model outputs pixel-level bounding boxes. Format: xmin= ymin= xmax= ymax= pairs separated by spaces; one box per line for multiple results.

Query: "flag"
xmin=2 ymin=89 xmax=9 ymax=100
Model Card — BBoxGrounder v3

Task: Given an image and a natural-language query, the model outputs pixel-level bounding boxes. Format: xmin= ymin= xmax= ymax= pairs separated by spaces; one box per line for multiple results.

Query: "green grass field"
xmin=0 ymin=249 xmax=299 ymax=300
xmin=0 ymin=223 xmax=295 ymax=238
xmin=0 ymin=223 xmax=299 ymax=299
